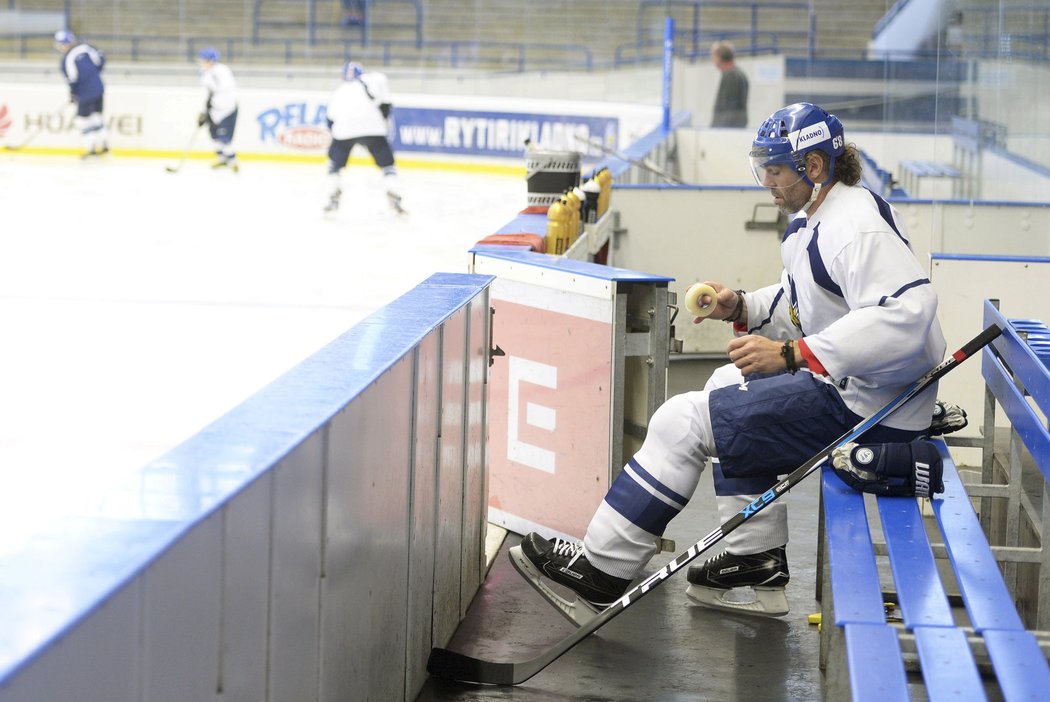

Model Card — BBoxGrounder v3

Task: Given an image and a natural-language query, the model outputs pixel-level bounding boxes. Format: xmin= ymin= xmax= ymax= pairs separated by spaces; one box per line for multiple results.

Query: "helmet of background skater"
xmin=53 ymin=29 xmax=75 ymax=49
xmin=198 ymin=47 xmax=221 ymax=63
xmin=748 ymin=102 xmax=845 ymax=188
xmin=343 ymin=61 xmax=365 ymax=80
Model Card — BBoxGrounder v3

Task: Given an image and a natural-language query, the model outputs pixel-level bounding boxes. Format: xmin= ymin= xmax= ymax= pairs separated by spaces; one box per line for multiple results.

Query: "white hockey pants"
xmin=583 ymin=362 xmax=788 ymax=580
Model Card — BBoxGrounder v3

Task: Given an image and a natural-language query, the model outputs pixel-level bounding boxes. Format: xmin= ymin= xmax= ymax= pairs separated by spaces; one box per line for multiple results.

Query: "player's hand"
xmin=727 ymin=335 xmax=787 ymax=375
xmin=197 ymin=112 xmax=208 ymax=127
xmin=690 ymin=282 xmax=738 ymax=324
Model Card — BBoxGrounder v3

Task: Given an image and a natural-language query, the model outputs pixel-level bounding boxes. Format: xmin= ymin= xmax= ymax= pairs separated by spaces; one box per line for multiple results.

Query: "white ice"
xmin=0 ymin=153 xmax=524 ymax=553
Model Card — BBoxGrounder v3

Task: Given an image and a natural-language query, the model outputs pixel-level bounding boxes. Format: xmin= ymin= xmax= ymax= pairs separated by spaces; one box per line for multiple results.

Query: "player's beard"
xmin=772 ymin=178 xmax=814 ymax=215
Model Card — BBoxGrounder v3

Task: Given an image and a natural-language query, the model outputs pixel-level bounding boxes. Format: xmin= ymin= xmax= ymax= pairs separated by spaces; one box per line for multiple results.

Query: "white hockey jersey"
xmin=742 ymin=182 xmax=946 ymax=430
xmin=325 ymin=72 xmax=391 ymax=140
xmin=201 ymin=62 xmax=237 ymax=123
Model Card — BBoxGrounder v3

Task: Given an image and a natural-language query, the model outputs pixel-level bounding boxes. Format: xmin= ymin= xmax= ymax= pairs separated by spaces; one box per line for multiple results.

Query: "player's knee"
xmin=705 ymin=362 xmax=743 ymax=391
xmin=649 ymin=393 xmax=701 ymax=437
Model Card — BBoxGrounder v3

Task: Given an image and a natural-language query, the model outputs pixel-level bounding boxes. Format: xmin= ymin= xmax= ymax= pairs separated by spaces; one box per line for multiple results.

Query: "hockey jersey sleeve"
xmin=740 ymin=276 xmax=801 ymax=340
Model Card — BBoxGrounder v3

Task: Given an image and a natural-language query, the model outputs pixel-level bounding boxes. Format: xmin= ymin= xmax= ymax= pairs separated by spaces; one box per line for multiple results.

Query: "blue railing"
xmin=5 ymin=1 xmax=1048 ymax=68
xmin=960 ymin=3 xmax=1050 ymax=61
xmin=0 ymin=31 xmax=592 ymax=70
xmin=252 ymin=0 xmax=422 ymax=48
xmin=615 ymin=29 xmax=781 ymax=66
xmin=870 ymin=0 xmax=915 ymax=41
xmin=636 ymin=0 xmax=815 ymax=60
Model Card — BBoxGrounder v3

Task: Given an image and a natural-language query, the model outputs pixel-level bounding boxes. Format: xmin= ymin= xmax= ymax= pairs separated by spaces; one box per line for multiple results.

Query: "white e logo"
xmin=507 ymin=356 xmax=557 ymax=473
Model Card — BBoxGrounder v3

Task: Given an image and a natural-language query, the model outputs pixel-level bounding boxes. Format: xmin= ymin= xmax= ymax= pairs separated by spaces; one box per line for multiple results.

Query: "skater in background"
xmin=54 ymin=30 xmax=109 ymax=158
xmin=512 ymin=102 xmax=951 ymax=623
xmin=198 ymin=48 xmax=239 ymax=171
xmin=710 ymin=40 xmax=748 ymax=128
xmin=323 ymin=61 xmax=405 ymax=215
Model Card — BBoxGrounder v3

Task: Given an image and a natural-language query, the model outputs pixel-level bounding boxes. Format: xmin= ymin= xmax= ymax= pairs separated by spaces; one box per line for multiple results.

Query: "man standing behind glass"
xmin=711 ymin=40 xmax=748 ymax=128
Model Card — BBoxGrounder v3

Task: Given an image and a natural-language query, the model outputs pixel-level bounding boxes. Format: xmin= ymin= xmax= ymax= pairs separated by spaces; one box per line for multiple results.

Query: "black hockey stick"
xmin=164 ymin=123 xmax=204 ymax=173
xmin=4 ymin=102 xmax=71 ymax=151
xmin=575 ymin=135 xmax=686 ymax=185
xmin=427 ymin=323 xmax=1003 ymax=685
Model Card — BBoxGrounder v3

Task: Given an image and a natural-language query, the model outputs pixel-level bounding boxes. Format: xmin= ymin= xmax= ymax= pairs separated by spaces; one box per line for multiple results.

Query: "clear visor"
xmin=748 ymin=150 xmax=804 ymax=188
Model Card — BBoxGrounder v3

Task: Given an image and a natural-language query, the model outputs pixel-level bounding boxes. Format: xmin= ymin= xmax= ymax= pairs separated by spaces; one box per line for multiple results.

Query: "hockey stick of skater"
xmin=4 ymin=102 xmax=72 ymax=151
xmin=427 ymin=323 xmax=1003 ymax=685
xmin=575 ymin=135 xmax=686 ymax=185
xmin=164 ymin=124 xmax=204 ymax=173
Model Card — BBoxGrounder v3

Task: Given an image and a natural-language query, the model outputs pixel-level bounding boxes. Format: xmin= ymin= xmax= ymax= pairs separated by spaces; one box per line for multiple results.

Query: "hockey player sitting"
xmin=511 ymin=102 xmax=947 ymax=623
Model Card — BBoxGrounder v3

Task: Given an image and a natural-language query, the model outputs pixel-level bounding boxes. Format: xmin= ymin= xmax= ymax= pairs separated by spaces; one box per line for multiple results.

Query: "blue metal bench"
xmin=818 ymin=304 xmax=1050 ymax=699
xmin=961 ymin=301 xmax=1050 ymax=631
xmin=898 ymin=159 xmax=961 ymax=198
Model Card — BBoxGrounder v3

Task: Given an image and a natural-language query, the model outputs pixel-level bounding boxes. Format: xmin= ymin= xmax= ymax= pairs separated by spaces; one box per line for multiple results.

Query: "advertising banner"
xmin=0 ymin=81 xmax=657 ymax=163
xmin=486 ymin=277 xmax=614 ymax=540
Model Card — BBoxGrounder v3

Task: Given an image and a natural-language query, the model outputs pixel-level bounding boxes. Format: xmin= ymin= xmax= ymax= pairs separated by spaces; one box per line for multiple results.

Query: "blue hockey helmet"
xmin=199 ymin=47 xmax=221 ymax=63
xmin=343 ymin=61 xmax=364 ymax=80
xmin=54 ymin=29 xmax=75 ymax=48
xmin=748 ymin=102 xmax=845 ymax=187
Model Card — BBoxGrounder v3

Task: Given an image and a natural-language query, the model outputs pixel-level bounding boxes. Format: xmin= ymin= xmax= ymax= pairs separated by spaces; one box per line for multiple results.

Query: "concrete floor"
xmin=416 ymin=357 xmax=829 ymax=701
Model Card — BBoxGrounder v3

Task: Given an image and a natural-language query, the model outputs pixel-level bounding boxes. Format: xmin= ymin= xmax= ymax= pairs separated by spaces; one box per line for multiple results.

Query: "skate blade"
xmin=508 ymin=545 xmax=599 ymax=628
xmin=685 ymin=584 xmax=789 ymax=617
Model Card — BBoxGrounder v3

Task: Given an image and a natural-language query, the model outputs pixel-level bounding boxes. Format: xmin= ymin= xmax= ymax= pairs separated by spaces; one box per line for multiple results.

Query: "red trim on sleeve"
xmin=798 ymin=339 xmax=827 ymax=376
xmin=733 ymin=320 xmax=747 ymax=334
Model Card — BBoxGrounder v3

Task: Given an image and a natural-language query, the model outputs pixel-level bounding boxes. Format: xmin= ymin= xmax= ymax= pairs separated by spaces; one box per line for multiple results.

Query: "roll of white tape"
xmin=684 ymin=283 xmax=717 ymax=318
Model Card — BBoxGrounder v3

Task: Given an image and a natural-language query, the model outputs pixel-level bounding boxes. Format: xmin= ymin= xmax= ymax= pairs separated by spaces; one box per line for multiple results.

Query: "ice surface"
xmin=0 ymin=153 xmax=524 ymax=549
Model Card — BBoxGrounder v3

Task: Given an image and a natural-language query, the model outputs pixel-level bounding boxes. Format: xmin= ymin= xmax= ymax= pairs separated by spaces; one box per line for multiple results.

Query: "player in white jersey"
xmin=323 ymin=62 xmax=405 ymax=214
xmin=197 ymin=48 xmax=239 ymax=171
xmin=511 ymin=102 xmax=947 ymax=623
xmin=54 ymin=30 xmax=109 ymax=157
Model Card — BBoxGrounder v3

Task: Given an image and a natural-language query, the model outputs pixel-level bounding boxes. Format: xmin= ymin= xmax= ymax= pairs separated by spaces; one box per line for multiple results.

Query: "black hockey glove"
xmin=830 ymin=439 xmax=944 ymax=498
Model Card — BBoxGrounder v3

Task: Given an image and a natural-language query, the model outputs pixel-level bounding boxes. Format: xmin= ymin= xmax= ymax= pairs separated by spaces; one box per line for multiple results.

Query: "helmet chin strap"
xmin=801 ymin=159 xmax=836 ymax=212
xmin=804 ymin=182 xmax=822 ymax=211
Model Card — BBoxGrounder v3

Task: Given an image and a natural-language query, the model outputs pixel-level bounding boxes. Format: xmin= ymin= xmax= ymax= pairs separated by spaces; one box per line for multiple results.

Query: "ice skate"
xmin=323 ymin=189 xmax=342 ymax=213
xmin=387 ymin=191 xmax=406 ymax=214
xmin=509 ymin=533 xmax=630 ymax=628
xmin=685 ymin=546 xmax=790 ymax=617
xmin=81 ymin=146 xmax=108 ymax=159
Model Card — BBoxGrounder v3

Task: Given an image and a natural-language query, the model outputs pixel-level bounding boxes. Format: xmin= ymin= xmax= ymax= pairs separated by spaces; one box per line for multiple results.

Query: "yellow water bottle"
xmin=545 ymin=198 xmax=570 ymax=255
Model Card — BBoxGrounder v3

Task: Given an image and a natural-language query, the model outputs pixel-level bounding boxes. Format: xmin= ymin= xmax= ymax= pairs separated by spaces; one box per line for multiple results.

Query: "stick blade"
xmin=164 ymin=166 xmax=180 ymax=173
xmin=426 ymin=647 xmax=518 ymax=685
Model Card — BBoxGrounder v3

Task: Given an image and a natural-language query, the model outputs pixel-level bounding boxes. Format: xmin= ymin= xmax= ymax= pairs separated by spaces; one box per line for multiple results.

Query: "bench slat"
xmin=913 ymin=626 xmax=987 ymax=701
xmin=844 ymin=623 xmax=909 ymax=700
xmin=822 ymin=469 xmax=886 ymax=624
xmin=982 ymin=629 xmax=1050 ymax=699
xmin=930 ymin=444 xmax=1026 ymax=632
xmin=877 ymin=496 xmax=955 ymax=628
xmin=900 ymin=160 xmax=960 ymax=178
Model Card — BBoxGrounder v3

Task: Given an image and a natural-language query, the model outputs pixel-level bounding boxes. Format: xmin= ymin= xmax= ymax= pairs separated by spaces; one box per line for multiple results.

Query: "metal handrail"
xmin=0 ymin=31 xmax=594 ymax=71
xmin=636 ymin=0 xmax=815 ymax=59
